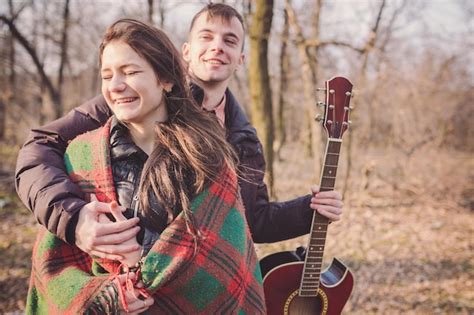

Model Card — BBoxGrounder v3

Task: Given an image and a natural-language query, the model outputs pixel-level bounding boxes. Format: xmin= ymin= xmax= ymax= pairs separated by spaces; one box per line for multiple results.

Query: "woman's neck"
xmin=128 ymin=121 xmax=156 ymax=155
xmin=126 ymin=103 xmax=168 ymax=155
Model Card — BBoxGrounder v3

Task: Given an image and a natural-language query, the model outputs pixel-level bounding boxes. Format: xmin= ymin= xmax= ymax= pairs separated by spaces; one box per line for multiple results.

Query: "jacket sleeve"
xmin=15 ymin=95 xmax=111 ymax=244
xmin=238 ymin=139 xmax=314 ymax=244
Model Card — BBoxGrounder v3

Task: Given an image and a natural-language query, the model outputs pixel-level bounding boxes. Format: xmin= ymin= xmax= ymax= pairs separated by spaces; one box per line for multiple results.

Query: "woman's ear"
xmin=163 ymin=82 xmax=173 ymax=93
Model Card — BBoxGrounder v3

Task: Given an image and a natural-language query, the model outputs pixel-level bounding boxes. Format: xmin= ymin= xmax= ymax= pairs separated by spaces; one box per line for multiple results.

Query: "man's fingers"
xmin=311 ymin=197 xmax=343 ymax=208
xmin=310 ymin=204 xmax=342 ymax=221
xmin=316 ymin=208 xmax=340 ymax=221
xmin=310 ymin=185 xmax=320 ymax=195
xmin=95 ymin=223 xmax=140 ymax=242
xmin=313 ymin=190 xmax=342 ymax=200
xmin=96 ymin=217 xmax=140 ymax=236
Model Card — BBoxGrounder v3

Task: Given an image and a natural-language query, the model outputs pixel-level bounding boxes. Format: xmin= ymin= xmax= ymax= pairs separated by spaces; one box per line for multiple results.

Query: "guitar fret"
xmin=320 ymin=186 xmax=334 ymax=190
xmin=302 ymin=278 xmax=320 ymax=283
xmin=300 ymin=138 xmax=344 ymax=288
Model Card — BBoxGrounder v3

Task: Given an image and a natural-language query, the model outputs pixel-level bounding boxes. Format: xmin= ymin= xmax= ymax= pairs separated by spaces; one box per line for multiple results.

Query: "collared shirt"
xmin=205 ymin=94 xmax=226 ymax=128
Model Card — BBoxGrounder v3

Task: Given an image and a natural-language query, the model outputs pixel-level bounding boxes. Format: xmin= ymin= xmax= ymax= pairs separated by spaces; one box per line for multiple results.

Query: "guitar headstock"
xmin=316 ymin=76 xmax=353 ymax=139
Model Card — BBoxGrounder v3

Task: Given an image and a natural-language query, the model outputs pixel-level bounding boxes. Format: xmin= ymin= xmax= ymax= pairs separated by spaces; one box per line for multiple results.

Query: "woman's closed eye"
xmin=125 ymin=71 xmax=141 ymax=76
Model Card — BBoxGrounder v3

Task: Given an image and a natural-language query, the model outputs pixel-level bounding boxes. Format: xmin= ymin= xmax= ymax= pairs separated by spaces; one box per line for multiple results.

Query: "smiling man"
xmin=15 ymin=3 xmax=343 ymax=262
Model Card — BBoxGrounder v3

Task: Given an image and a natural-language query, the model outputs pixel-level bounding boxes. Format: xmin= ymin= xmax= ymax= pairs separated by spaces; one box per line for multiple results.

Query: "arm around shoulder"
xmin=15 ymin=95 xmax=111 ymax=243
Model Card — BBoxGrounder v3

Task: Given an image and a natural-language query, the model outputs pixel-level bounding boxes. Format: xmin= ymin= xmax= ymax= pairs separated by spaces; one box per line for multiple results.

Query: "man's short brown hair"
xmin=189 ymin=3 xmax=245 ymax=34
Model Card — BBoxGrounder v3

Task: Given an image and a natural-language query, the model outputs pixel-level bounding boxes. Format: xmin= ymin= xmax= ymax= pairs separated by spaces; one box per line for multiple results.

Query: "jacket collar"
xmin=189 ymin=82 xmax=258 ymax=145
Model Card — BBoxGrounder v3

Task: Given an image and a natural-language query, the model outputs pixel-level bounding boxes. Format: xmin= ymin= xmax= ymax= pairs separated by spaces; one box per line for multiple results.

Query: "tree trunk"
xmin=249 ymin=0 xmax=275 ymax=197
xmin=276 ymin=7 xmax=289 ymax=160
xmin=286 ymin=0 xmax=322 ymax=172
xmin=343 ymin=0 xmax=387 ymax=198
xmin=56 ymin=0 xmax=70 ymax=119
xmin=0 ymin=15 xmax=60 ymax=122
xmin=147 ymin=0 xmax=154 ymax=24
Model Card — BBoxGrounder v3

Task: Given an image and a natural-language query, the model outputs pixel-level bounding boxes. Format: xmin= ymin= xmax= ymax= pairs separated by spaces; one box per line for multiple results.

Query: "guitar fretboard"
xmin=299 ymin=139 xmax=342 ymax=297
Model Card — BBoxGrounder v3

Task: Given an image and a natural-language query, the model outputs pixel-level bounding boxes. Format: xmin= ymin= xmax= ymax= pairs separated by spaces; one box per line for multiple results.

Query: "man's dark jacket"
xmin=15 ymin=86 xmax=313 ymax=244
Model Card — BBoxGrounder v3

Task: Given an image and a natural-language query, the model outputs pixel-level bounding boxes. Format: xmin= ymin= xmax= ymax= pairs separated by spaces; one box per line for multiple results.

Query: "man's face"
xmin=182 ymin=13 xmax=245 ymax=86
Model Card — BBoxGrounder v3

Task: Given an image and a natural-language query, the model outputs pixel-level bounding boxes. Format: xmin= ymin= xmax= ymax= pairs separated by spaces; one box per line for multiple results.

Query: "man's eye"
xmin=126 ymin=71 xmax=139 ymax=76
xmin=226 ymin=39 xmax=237 ymax=45
xmin=101 ymin=76 xmax=112 ymax=81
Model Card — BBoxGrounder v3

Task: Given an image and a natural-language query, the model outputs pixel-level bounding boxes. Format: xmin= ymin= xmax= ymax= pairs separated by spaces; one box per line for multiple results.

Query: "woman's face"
xmin=100 ymin=41 xmax=168 ymax=126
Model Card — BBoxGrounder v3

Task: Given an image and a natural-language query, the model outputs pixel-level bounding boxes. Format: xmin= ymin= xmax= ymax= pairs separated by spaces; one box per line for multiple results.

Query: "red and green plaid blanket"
xmin=26 ymin=118 xmax=266 ymax=314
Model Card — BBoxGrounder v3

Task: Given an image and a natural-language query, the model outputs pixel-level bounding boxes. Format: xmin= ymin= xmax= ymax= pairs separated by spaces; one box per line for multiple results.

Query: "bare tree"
xmin=0 ymin=0 xmax=72 ymax=122
xmin=248 ymin=0 xmax=275 ymax=196
xmin=275 ymin=7 xmax=289 ymax=160
xmin=56 ymin=0 xmax=71 ymax=118
xmin=147 ymin=0 xmax=154 ymax=24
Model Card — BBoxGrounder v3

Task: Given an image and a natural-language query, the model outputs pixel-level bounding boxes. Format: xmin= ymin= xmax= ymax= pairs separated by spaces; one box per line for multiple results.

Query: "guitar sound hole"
xmin=287 ymin=295 xmax=325 ymax=315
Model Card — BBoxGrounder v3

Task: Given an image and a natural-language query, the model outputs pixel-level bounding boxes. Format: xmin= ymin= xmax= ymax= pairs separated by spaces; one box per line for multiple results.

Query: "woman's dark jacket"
xmin=15 ymin=85 xmax=313 ymax=244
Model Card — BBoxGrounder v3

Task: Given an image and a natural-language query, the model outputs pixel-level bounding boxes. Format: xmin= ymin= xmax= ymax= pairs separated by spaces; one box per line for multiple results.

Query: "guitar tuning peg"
xmin=343 ymin=121 xmax=353 ymax=127
xmin=317 ymin=101 xmax=326 ymax=108
xmin=315 ymin=114 xmax=324 ymax=122
xmin=344 ymin=106 xmax=354 ymax=111
xmin=329 ymin=89 xmax=335 ymax=94
xmin=316 ymin=88 xmax=327 ymax=92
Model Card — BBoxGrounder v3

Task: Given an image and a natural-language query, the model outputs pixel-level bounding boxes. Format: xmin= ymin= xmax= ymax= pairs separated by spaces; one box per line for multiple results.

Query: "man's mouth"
xmin=204 ymin=58 xmax=227 ymax=65
xmin=114 ymin=97 xmax=138 ymax=104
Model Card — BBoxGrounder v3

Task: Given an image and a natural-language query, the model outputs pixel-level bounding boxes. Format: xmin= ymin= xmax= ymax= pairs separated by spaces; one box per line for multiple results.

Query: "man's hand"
xmin=310 ymin=185 xmax=343 ymax=222
xmin=75 ymin=199 xmax=141 ymax=261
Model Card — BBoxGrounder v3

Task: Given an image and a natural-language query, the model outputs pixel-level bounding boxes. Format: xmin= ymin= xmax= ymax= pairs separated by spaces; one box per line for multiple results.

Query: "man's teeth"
xmin=206 ymin=60 xmax=224 ymax=64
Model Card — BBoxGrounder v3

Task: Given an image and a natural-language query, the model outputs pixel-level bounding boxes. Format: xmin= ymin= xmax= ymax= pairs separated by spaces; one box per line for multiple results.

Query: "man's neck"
xmin=191 ymin=77 xmax=228 ymax=111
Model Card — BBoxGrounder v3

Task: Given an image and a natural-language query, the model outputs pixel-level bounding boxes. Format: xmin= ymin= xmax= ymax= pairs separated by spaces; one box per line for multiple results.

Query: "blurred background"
xmin=0 ymin=0 xmax=472 ymax=313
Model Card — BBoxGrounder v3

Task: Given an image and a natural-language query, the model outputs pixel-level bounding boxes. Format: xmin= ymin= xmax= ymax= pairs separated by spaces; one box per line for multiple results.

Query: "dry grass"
xmin=257 ymin=142 xmax=473 ymax=314
xmin=0 ymin=141 xmax=473 ymax=314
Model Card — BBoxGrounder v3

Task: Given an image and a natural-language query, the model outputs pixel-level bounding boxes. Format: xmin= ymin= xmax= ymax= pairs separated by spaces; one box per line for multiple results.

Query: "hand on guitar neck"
xmin=309 ymin=185 xmax=343 ymax=222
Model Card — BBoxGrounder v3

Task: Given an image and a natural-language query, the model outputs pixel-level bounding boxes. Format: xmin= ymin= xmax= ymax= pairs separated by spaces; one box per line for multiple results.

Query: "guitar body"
xmin=261 ymin=252 xmax=354 ymax=315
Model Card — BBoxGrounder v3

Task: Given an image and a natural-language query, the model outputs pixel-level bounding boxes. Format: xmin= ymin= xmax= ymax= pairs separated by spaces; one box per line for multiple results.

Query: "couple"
xmin=16 ymin=3 xmax=343 ymax=314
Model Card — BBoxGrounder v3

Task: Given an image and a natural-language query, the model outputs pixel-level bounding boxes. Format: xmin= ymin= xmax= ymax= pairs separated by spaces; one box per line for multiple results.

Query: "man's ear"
xmin=182 ymin=42 xmax=190 ymax=63
xmin=236 ymin=53 xmax=245 ymax=70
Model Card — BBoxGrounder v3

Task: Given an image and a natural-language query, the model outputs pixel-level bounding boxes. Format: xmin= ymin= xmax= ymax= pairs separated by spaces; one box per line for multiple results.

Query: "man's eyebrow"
xmin=198 ymin=28 xmax=240 ymax=40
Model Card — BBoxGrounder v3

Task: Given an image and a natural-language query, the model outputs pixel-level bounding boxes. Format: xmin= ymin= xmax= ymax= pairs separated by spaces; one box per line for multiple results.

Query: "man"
xmin=15 ymin=3 xmax=343 ymax=262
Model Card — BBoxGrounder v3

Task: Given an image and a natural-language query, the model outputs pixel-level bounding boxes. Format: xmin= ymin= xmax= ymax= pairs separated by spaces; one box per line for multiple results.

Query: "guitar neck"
xmin=299 ymin=138 xmax=342 ymax=297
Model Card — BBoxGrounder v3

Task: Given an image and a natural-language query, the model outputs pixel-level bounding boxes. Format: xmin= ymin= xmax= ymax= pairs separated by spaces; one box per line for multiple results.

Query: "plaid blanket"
xmin=26 ymin=118 xmax=266 ymax=314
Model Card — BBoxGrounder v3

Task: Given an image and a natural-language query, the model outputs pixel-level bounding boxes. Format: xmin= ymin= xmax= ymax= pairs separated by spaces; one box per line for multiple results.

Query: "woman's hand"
xmin=113 ymin=273 xmax=154 ymax=314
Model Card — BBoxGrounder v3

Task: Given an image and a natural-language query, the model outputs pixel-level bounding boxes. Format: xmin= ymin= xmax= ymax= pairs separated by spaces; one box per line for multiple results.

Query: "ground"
xmin=0 ymin=142 xmax=472 ymax=314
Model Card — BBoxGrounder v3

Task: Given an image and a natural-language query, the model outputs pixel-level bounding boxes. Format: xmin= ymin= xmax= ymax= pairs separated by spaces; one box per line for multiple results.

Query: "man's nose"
xmin=210 ymin=37 xmax=225 ymax=52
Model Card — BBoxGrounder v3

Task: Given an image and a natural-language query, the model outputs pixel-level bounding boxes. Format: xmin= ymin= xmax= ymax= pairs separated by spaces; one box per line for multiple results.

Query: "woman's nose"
xmin=108 ymin=76 xmax=126 ymax=92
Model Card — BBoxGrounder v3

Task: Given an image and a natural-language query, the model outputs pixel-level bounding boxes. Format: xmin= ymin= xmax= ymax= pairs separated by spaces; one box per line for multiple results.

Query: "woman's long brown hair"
xmin=99 ymin=19 xmax=237 ymax=238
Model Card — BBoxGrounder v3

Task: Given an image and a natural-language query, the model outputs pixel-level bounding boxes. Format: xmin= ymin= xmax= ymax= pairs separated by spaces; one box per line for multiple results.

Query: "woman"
xmin=26 ymin=19 xmax=265 ymax=314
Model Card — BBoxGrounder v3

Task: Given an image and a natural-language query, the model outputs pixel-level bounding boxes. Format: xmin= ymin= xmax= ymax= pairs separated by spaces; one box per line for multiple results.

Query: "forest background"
xmin=0 ymin=0 xmax=472 ymax=314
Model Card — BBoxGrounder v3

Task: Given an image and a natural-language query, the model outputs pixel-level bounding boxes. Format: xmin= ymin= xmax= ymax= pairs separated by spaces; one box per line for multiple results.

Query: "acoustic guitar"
xmin=260 ymin=76 xmax=355 ymax=315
